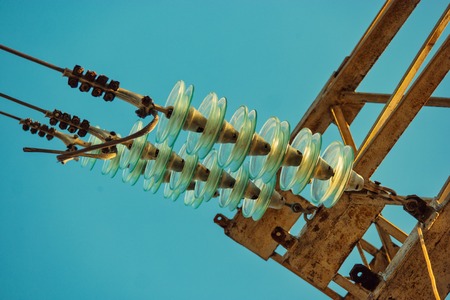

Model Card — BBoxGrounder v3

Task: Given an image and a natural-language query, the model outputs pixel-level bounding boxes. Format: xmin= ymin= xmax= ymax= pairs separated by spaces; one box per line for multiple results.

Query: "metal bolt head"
xmin=103 ymin=92 xmax=115 ymax=102
xmin=91 ymin=88 xmax=103 ymax=97
xmin=77 ymin=129 xmax=87 ymax=137
xmin=73 ymin=65 xmax=84 ymax=76
xmin=96 ymin=75 xmax=109 ymax=86
xmin=84 ymin=70 xmax=97 ymax=81
xmin=68 ymin=126 xmax=77 ymax=133
xmin=108 ymin=80 xmax=120 ymax=91
xmin=68 ymin=77 xmax=79 ymax=88
xmin=79 ymin=82 xmax=91 ymax=92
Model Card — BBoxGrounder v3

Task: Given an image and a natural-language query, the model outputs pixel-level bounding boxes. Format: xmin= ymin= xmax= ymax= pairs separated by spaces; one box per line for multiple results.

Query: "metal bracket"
xmin=403 ymin=195 xmax=435 ymax=223
xmin=214 ymin=214 xmax=230 ymax=234
xmin=271 ymin=226 xmax=297 ymax=250
xmin=349 ymin=263 xmax=381 ymax=291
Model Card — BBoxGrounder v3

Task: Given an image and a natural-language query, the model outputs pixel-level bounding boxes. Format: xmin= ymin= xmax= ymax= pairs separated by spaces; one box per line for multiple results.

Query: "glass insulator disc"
xmin=184 ymin=188 xmax=204 ymax=209
xmin=218 ymin=107 xmax=256 ymax=172
xmin=311 ymin=141 xmax=354 ymax=207
xmin=242 ymin=177 xmax=275 ymax=220
xmin=280 ymin=128 xmax=312 ymax=190
xmin=144 ymin=141 xmax=172 ymax=182
xmin=80 ymin=133 xmax=102 ymax=170
xmin=186 ymin=94 xmax=227 ymax=159
xmin=290 ymin=133 xmax=321 ymax=195
xmin=219 ymin=163 xmax=249 ymax=211
xmin=101 ymin=135 xmax=125 ymax=178
xmin=251 ymin=176 xmax=276 ymax=221
xmin=194 ymin=150 xmax=223 ymax=203
xmin=169 ymin=144 xmax=199 ymax=200
xmin=249 ymin=118 xmax=290 ymax=183
xmin=120 ymin=120 xmax=148 ymax=172
xmin=280 ymin=129 xmax=322 ymax=195
xmin=156 ymin=81 xmax=194 ymax=146
xmin=122 ymin=158 xmax=146 ymax=185
xmin=163 ymin=180 xmax=175 ymax=200
xmin=143 ymin=170 xmax=166 ymax=194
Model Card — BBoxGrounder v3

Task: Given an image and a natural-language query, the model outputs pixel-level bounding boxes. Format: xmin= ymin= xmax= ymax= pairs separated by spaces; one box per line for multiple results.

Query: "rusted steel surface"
xmin=215 ymin=190 xmax=308 ymax=260
xmin=292 ymin=0 xmax=420 ymax=136
xmin=341 ymin=92 xmax=450 ymax=108
xmin=331 ymin=105 xmax=357 ymax=154
xmin=284 ymin=193 xmax=383 ymax=289
xmin=333 ymin=273 xmax=370 ymax=299
xmin=271 ymin=253 xmax=343 ymax=300
xmin=373 ymin=196 xmax=450 ymax=299
xmin=286 ymin=35 xmax=449 ymax=289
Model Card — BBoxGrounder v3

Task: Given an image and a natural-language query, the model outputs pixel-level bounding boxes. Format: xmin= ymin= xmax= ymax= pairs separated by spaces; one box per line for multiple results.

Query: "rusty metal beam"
xmin=215 ymin=190 xmax=309 ymax=259
xmin=341 ymin=92 xmax=450 ymax=108
xmin=356 ymin=6 xmax=450 ymax=177
xmin=435 ymin=176 xmax=450 ymax=206
xmin=375 ymin=215 xmax=408 ymax=244
xmin=284 ymin=193 xmax=382 ymax=289
xmin=331 ymin=105 xmax=357 ymax=154
xmin=360 ymin=239 xmax=378 ymax=257
xmin=271 ymin=253 xmax=343 ymax=300
xmin=356 ymin=241 xmax=371 ymax=269
xmin=292 ymin=0 xmax=420 ymax=137
xmin=373 ymin=183 xmax=450 ymax=299
xmin=355 ymin=35 xmax=450 ymax=178
xmin=333 ymin=273 xmax=370 ymax=299
xmin=375 ymin=223 xmax=397 ymax=262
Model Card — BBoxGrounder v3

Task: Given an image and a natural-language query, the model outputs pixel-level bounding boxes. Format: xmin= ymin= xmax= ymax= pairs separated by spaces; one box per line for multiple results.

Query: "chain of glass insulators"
xmin=80 ymin=80 xmax=364 ymax=220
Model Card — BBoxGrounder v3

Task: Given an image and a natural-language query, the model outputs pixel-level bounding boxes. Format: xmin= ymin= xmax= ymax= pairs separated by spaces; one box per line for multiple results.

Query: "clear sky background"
xmin=0 ymin=1 xmax=449 ymax=299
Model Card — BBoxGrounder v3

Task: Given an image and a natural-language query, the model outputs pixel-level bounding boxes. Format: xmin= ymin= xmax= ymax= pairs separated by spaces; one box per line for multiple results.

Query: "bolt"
xmin=108 ymin=80 xmax=120 ymax=91
xmin=68 ymin=77 xmax=79 ymax=88
xmin=71 ymin=116 xmax=80 ymax=125
xmin=59 ymin=122 xmax=68 ymax=130
xmin=79 ymin=82 xmax=91 ymax=92
xmin=72 ymin=65 xmax=84 ymax=77
xmin=84 ymin=70 xmax=97 ymax=81
xmin=91 ymin=88 xmax=103 ymax=97
xmin=79 ymin=120 xmax=90 ymax=130
xmin=103 ymin=92 xmax=115 ymax=102
xmin=49 ymin=118 xmax=58 ymax=126
xmin=141 ymin=96 xmax=153 ymax=106
xmin=67 ymin=125 xmax=77 ymax=133
xmin=96 ymin=75 xmax=109 ymax=86
xmin=405 ymin=200 xmax=418 ymax=212
xmin=77 ymin=129 xmax=87 ymax=137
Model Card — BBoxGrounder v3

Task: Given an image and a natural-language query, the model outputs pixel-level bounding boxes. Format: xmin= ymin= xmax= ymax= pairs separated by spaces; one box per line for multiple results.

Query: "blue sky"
xmin=0 ymin=1 xmax=449 ymax=299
